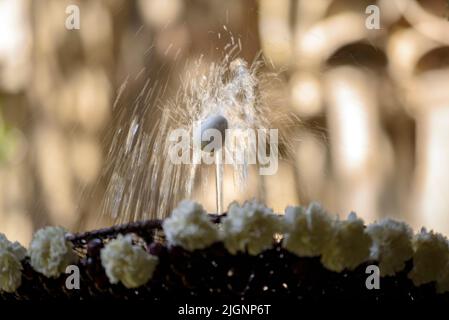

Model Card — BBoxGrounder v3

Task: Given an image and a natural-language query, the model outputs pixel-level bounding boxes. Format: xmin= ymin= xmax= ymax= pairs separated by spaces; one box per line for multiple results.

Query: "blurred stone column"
xmin=288 ymin=0 xmax=386 ymax=221
xmin=387 ymin=18 xmax=449 ymax=232
xmin=324 ymin=67 xmax=383 ymax=221
xmin=410 ymin=67 xmax=449 ymax=234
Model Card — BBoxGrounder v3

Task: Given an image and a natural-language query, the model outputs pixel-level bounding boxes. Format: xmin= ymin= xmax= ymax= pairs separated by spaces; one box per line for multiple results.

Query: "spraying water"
xmin=102 ymin=51 xmax=297 ymax=223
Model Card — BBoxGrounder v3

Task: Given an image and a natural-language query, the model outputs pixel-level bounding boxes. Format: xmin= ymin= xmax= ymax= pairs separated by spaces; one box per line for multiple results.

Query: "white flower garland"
xmin=1 ymin=200 xmax=449 ymax=293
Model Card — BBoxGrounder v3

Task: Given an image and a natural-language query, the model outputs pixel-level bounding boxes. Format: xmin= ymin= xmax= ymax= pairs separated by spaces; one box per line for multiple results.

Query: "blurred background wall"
xmin=1 ymin=0 xmax=449 ymax=245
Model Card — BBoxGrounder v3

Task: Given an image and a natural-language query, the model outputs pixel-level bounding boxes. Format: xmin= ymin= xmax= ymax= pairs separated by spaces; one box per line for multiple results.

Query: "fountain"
xmin=102 ymin=54 xmax=296 ymax=223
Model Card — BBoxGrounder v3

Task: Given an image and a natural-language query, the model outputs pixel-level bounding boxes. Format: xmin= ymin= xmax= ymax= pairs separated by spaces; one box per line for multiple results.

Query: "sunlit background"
xmin=1 ymin=0 xmax=449 ymax=246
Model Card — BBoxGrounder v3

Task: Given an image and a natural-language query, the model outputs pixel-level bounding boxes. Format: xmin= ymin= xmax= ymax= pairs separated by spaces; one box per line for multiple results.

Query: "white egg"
xmin=198 ymin=114 xmax=228 ymax=150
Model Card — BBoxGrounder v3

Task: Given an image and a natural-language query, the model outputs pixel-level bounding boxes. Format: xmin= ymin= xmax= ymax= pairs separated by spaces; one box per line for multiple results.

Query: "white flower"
xmin=408 ymin=228 xmax=449 ymax=286
xmin=0 ymin=233 xmax=26 ymax=261
xmin=0 ymin=250 xmax=23 ymax=293
xmin=222 ymin=200 xmax=282 ymax=255
xmin=163 ymin=200 xmax=219 ymax=251
xmin=0 ymin=233 xmax=26 ymax=292
xmin=366 ymin=218 xmax=413 ymax=276
xmin=100 ymin=234 xmax=158 ymax=288
xmin=321 ymin=212 xmax=372 ymax=272
xmin=282 ymin=202 xmax=333 ymax=257
xmin=29 ymin=226 xmax=77 ymax=278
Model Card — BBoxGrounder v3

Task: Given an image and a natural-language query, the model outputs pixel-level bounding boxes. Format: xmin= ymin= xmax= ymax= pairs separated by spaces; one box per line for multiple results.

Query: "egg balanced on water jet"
xmin=195 ymin=114 xmax=229 ymax=153
xmin=193 ymin=113 xmax=228 ymax=215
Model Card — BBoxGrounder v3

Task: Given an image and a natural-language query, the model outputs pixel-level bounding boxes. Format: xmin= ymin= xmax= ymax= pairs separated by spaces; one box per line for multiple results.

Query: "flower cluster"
xmin=282 ymin=203 xmax=332 ymax=257
xmin=221 ymin=200 xmax=282 ymax=255
xmin=321 ymin=212 xmax=372 ymax=272
xmin=28 ymin=227 xmax=77 ymax=278
xmin=100 ymin=234 xmax=158 ymax=288
xmin=408 ymin=228 xmax=449 ymax=290
xmin=366 ymin=218 xmax=413 ymax=276
xmin=162 ymin=200 xmax=220 ymax=251
xmin=0 ymin=233 xmax=27 ymax=292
